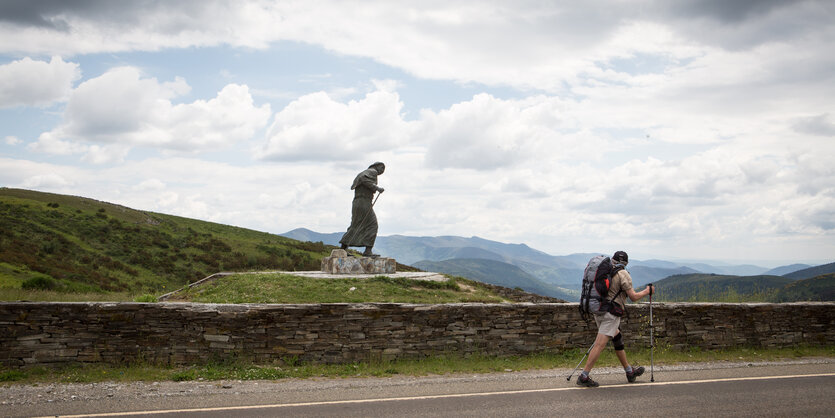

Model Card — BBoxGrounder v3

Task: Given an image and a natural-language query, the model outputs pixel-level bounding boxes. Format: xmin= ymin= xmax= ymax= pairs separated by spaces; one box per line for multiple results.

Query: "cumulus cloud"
xmin=133 ymin=178 xmax=166 ymax=192
xmin=0 ymin=56 xmax=80 ymax=108
xmin=22 ymin=173 xmax=72 ymax=189
xmin=60 ymin=66 xmax=191 ymax=141
xmin=30 ymin=66 xmax=271 ymax=160
xmin=28 ymin=131 xmax=87 ymax=155
xmin=81 ymin=144 xmax=131 ymax=165
xmin=655 ymin=0 xmax=833 ymax=50
xmin=4 ymin=135 xmax=21 ymax=145
xmin=258 ymin=87 xmax=613 ymax=170
xmin=793 ymin=114 xmax=835 ymax=137
xmin=2 ymin=1 xmax=830 ymax=94
xmin=420 ymin=93 xmax=572 ymax=170
xmin=258 ymin=86 xmax=411 ymax=162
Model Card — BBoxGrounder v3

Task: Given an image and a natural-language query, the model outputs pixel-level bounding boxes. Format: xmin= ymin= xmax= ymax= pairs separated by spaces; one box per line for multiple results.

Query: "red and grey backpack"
xmin=579 ymin=255 xmax=625 ymax=319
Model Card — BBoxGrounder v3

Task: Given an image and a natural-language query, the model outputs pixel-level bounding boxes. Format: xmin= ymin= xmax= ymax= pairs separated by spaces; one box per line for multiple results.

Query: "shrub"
xmin=21 ymin=276 xmax=59 ymax=290
xmin=0 ymin=370 xmax=26 ymax=382
xmin=134 ymin=294 xmax=158 ymax=302
xmin=171 ymin=369 xmax=196 ymax=381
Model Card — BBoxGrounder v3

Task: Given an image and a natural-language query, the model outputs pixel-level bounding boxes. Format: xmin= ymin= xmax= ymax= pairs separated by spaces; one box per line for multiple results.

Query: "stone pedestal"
xmin=321 ymin=249 xmax=396 ymax=274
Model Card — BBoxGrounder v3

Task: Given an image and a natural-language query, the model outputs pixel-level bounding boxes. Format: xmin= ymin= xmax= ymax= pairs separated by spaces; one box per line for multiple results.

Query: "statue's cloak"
xmin=340 ymin=168 xmax=379 ymax=247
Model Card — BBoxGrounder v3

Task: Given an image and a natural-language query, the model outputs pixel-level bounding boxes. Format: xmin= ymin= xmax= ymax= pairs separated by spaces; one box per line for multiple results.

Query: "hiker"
xmin=339 ymin=162 xmax=385 ymax=257
xmin=577 ymin=250 xmax=654 ymax=387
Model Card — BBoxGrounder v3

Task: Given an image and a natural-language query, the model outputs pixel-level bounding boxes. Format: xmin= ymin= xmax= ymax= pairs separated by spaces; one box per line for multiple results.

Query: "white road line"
xmin=44 ymin=373 xmax=835 ymax=417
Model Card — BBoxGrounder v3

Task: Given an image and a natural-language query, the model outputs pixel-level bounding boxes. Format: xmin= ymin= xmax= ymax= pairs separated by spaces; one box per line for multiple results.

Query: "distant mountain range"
xmin=412 ymin=258 xmax=576 ymax=301
xmin=281 ymin=228 xmax=834 ymax=301
xmin=764 ymin=263 xmax=813 ymax=276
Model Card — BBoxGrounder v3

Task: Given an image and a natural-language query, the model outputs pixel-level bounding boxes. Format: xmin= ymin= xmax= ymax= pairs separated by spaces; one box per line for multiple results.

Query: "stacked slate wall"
xmin=1 ymin=302 xmax=833 ymax=368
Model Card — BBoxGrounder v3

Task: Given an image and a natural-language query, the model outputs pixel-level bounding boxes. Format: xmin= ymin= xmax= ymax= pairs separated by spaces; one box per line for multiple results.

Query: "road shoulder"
xmin=3 ymin=358 xmax=833 ymax=417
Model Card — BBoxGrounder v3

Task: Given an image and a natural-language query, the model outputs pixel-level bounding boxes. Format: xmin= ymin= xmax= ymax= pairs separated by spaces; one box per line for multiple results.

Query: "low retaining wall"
xmin=1 ymin=302 xmax=833 ymax=368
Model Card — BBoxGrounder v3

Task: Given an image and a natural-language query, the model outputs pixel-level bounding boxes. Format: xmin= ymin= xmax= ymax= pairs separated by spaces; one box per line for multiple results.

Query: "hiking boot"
xmin=576 ymin=374 xmax=599 ymax=388
xmin=626 ymin=366 xmax=645 ymax=383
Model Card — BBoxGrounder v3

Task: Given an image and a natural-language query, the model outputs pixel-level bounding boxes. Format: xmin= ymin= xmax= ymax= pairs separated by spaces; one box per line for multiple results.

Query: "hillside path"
xmin=159 ymin=270 xmax=448 ymax=300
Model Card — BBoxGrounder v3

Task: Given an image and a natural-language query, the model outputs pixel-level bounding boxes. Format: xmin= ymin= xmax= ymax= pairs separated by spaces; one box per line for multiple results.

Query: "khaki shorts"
xmin=593 ymin=312 xmax=621 ymax=337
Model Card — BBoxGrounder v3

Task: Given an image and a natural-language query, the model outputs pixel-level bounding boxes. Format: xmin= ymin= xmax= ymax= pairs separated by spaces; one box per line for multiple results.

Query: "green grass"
xmin=1 ymin=345 xmax=831 ymax=385
xmin=0 ymin=288 xmax=146 ymax=302
xmin=172 ymin=273 xmax=507 ymax=304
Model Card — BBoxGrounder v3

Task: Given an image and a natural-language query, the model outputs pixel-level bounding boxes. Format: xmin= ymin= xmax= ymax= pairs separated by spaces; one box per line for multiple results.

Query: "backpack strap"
xmin=608 ymin=266 xmax=629 ymax=318
xmin=593 ymin=265 xmax=625 ymax=301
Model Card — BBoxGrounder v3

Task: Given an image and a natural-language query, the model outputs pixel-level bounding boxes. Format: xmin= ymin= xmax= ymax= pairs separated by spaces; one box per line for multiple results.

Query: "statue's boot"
xmin=363 ymin=247 xmax=379 ymax=258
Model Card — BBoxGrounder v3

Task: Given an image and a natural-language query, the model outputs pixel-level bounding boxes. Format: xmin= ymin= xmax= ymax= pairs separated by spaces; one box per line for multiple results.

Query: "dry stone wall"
xmin=1 ymin=302 xmax=833 ymax=368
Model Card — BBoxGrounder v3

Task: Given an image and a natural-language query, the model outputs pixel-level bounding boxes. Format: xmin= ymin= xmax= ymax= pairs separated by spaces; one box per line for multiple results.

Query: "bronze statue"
xmin=340 ymin=162 xmax=385 ymax=257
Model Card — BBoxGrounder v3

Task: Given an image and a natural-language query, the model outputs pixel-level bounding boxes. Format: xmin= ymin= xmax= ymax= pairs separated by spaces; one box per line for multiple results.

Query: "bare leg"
xmin=615 ymin=349 xmax=629 ymax=368
xmin=583 ymin=333 xmax=612 ymax=373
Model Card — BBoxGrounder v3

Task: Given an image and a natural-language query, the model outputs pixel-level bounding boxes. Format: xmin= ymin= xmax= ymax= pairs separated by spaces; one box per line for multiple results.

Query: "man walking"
xmin=578 ymin=250 xmax=654 ymax=387
xmin=339 ymin=162 xmax=385 ymax=257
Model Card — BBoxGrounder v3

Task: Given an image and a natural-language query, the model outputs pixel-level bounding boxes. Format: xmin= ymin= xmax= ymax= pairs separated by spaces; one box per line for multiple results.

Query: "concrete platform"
xmin=290 ymin=271 xmax=448 ymax=282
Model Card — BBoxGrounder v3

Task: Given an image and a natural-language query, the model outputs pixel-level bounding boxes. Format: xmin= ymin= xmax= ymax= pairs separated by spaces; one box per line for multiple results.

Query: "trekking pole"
xmin=649 ymin=283 xmax=654 ymax=382
xmin=567 ymin=342 xmax=594 ymax=381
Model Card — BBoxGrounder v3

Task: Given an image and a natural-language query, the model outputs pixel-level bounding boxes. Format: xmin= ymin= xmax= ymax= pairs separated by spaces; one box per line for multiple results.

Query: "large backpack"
xmin=579 ymin=255 xmax=624 ymax=319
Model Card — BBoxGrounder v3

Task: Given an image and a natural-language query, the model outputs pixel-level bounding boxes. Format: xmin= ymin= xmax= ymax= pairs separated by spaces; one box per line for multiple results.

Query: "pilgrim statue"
xmin=339 ymin=162 xmax=385 ymax=257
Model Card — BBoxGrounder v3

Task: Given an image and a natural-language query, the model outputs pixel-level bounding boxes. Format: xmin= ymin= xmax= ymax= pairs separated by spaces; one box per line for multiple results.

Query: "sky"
xmin=1 ymin=0 xmax=833 ymax=267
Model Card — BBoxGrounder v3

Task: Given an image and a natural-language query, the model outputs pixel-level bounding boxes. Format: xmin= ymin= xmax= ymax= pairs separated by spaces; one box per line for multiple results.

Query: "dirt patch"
xmin=457 ymin=283 xmax=476 ymax=293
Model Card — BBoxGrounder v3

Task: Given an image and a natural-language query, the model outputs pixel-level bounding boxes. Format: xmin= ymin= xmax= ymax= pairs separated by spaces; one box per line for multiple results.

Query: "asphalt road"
xmin=5 ymin=360 xmax=834 ymax=417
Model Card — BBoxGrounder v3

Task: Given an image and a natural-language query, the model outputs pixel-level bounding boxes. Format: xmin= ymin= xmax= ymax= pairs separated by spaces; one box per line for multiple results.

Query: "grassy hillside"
xmin=0 ymin=188 xmax=336 ymax=298
xmin=413 ymin=258 xmax=573 ymax=301
xmin=654 ymin=273 xmax=792 ymax=302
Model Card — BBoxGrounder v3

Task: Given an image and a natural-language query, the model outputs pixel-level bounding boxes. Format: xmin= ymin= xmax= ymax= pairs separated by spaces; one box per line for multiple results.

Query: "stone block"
xmin=209 ymin=342 xmax=235 ymax=349
xmin=329 ymin=249 xmax=348 ymax=258
xmin=203 ymin=334 xmax=230 ymax=342
xmin=17 ymin=333 xmax=49 ymax=341
xmin=321 ymin=251 xmax=396 ymax=274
